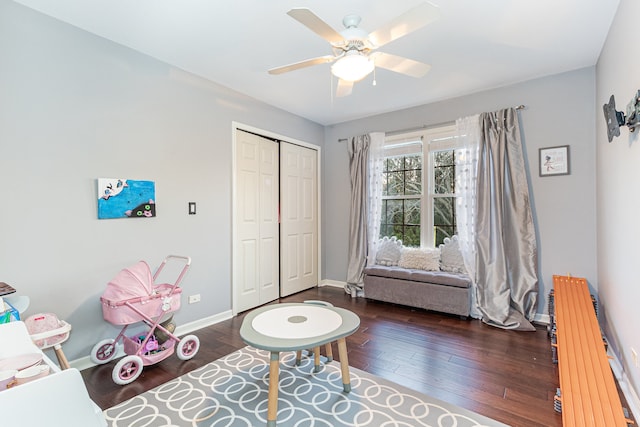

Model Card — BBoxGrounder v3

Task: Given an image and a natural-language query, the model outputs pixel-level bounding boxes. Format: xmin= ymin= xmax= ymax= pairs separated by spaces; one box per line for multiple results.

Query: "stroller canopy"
xmin=102 ymin=261 xmax=155 ymax=302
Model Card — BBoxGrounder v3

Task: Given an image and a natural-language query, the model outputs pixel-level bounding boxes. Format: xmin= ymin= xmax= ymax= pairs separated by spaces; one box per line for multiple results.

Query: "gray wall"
xmin=322 ymin=67 xmax=598 ymax=318
xmin=596 ymin=0 xmax=640 ymax=411
xmin=0 ymin=1 xmax=324 ymax=360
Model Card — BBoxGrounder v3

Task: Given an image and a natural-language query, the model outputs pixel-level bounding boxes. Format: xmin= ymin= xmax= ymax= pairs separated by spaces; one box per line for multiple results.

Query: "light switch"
xmin=188 ymin=202 xmax=196 ymax=215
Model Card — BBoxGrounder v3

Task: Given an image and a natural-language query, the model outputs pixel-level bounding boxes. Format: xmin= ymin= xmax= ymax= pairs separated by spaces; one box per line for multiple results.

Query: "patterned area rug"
xmin=104 ymin=346 xmax=510 ymax=426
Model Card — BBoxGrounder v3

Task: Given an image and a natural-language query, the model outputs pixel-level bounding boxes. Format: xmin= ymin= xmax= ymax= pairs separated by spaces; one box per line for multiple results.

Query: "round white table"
xmin=240 ymin=303 xmax=360 ymax=427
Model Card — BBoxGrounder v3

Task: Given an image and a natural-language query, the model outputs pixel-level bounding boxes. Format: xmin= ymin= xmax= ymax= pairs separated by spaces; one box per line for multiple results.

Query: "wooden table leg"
xmin=313 ymin=346 xmax=321 ymax=372
xmin=267 ymin=351 xmax=279 ymax=427
xmin=54 ymin=344 xmax=70 ymax=370
xmin=337 ymin=337 xmax=351 ymax=393
xmin=325 ymin=342 xmax=333 ymax=362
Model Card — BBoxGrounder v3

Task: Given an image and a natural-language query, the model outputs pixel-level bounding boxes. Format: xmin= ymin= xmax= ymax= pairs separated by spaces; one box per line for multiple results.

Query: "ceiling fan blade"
xmin=287 ymin=8 xmax=344 ymax=44
xmin=268 ymin=55 xmax=336 ymax=75
xmin=336 ymin=79 xmax=353 ymax=97
xmin=367 ymin=2 xmax=440 ymax=48
xmin=371 ymin=52 xmax=431 ymax=78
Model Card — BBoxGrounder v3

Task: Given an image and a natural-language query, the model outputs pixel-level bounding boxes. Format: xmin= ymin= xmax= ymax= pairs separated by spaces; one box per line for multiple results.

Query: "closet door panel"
xmin=280 ymin=142 xmax=318 ymax=296
xmin=257 ymin=140 xmax=279 ymax=303
xmin=234 ymin=130 xmax=279 ymax=312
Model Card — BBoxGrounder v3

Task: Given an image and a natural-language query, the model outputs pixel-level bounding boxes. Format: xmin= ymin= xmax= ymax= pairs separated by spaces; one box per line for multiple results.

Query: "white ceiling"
xmin=13 ymin=0 xmax=620 ymax=126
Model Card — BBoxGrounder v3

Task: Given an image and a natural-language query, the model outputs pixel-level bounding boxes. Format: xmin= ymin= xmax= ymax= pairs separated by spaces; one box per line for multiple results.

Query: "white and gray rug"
xmin=104 ymin=346 xmax=509 ymax=426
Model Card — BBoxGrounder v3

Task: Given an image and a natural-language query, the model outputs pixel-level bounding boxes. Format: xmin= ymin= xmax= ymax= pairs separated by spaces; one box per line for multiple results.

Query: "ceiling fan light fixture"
xmin=331 ymin=51 xmax=374 ymax=82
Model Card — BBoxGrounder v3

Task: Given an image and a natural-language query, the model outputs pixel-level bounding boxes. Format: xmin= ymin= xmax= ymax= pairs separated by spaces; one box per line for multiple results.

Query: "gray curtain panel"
xmin=345 ymin=134 xmax=370 ymax=297
xmin=475 ymin=108 xmax=538 ymax=330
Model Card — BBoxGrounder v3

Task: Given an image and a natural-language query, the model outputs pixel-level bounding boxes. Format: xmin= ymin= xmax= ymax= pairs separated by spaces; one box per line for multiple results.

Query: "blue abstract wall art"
xmin=97 ymin=178 xmax=156 ymax=219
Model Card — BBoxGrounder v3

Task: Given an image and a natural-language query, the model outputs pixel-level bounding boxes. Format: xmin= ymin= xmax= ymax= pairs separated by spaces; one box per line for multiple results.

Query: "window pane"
xmin=433 ymin=197 xmax=455 ymax=225
xmin=379 ymin=224 xmax=389 ymax=239
xmin=434 ymin=166 xmax=454 ymax=194
xmin=387 ymin=157 xmax=404 ymax=172
xmin=434 ymin=150 xmax=454 ymax=166
xmin=433 ymin=196 xmax=456 ymax=246
xmin=405 ymin=199 xmax=421 ymax=225
xmin=379 ymin=198 xmax=421 ymax=246
xmin=387 ymin=172 xmax=404 ymax=195
xmin=435 ymin=226 xmax=456 ymax=247
xmin=434 ymin=150 xmax=455 ymax=194
xmin=382 ymin=170 xmax=388 ymax=195
xmin=391 ymin=224 xmax=405 ymax=239
xmin=387 ymin=199 xmax=403 ymax=224
xmin=405 ymin=155 xmax=422 ymax=171
xmin=403 ymin=225 xmax=421 ymax=247
xmin=380 ymin=200 xmax=388 ymax=225
xmin=405 ymin=170 xmax=422 ymax=195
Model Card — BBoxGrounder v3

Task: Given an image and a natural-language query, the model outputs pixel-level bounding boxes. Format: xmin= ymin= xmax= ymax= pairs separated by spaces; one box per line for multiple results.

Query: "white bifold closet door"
xmin=279 ymin=141 xmax=318 ymax=297
xmin=234 ymin=130 xmax=280 ymax=312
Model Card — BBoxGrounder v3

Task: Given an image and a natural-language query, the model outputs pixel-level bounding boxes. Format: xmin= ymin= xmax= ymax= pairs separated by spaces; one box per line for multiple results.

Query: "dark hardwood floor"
xmin=81 ymin=286 xmax=633 ymax=427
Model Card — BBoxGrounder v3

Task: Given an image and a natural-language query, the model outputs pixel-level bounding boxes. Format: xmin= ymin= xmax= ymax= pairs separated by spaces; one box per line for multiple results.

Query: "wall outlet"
xmin=632 ymin=348 xmax=638 ymax=368
xmin=188 ymin=294 xmax=201 ymax=304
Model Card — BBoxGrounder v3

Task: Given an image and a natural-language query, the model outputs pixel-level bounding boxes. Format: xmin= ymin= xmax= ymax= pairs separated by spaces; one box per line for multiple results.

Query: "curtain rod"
xmin=337 ymin=104 xmax=526 ymax=142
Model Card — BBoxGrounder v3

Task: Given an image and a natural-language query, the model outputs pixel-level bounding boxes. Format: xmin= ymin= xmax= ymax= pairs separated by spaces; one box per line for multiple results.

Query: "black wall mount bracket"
xmin=603 ymin=90 xmax=640 ymax=142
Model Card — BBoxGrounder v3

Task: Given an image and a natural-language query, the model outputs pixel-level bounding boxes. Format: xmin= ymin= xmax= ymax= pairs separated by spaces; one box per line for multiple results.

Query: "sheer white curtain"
xmin=455 ymin=114 xmax=482 ymax=319
xmin=345 ymin=132 xmax=385 ymax=297
xmin=366 ymin=132 xmax=385 ymax=267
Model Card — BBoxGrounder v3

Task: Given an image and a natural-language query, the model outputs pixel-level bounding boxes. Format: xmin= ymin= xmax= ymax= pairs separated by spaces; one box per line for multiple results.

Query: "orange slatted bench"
xmin=551 ymin=274 xmax=631 ymax=427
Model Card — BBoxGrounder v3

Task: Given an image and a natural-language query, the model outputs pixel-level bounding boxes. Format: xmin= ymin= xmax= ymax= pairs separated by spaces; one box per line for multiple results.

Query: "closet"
xmin=233 ymin=129 xmax=319 ymax=313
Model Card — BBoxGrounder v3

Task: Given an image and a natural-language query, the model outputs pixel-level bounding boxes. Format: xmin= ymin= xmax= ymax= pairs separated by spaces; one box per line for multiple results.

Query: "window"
xmin=380 ymin=125 xmax=459 ymax=247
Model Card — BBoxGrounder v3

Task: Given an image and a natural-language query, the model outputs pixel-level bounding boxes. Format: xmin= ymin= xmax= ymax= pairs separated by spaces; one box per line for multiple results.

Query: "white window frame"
xmin=383 ymin=124 xmax=460 ymax=248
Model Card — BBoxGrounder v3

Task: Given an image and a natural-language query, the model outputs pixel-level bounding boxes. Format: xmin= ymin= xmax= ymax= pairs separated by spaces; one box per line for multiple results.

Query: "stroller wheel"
xmin=112 ymin=355 xmax=143 ymax=385
xmin=90 ymin=339 xmax=118 ymax=365
xmin=177 ymin=334 xmax=200 ymax=360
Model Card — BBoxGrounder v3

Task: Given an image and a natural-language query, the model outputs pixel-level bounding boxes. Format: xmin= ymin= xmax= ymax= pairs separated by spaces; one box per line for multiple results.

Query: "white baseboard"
xmin=71 ymin=310 xmax=234 ymax=371
xmin=607 ymin=345 xmax=640 ymax=421
xmin=533 ymin=313 xmax=550 ymax=325
xmin=173 ymin=310 xmax=233 ymax=337
xmin=320 ymin=279 xmax=346 ymax=289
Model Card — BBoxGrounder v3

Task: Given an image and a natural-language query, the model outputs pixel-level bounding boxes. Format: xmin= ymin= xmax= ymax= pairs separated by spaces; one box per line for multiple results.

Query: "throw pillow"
xmin=375 ymin=236 xmax=403 ymax=266
xmin=439 ymin=236 xmax=467 ymax=274
xmin=398 ymin=247 xmax=440 ymax=271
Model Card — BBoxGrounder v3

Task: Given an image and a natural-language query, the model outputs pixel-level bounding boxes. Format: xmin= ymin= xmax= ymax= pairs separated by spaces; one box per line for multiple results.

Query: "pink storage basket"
xmin=24 ymin=313 xmax=71 ymax=348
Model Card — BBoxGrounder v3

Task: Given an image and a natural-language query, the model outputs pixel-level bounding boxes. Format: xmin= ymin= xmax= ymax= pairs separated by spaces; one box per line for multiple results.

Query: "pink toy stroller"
xmin=90 ymin=255 xmax=200 ymax=385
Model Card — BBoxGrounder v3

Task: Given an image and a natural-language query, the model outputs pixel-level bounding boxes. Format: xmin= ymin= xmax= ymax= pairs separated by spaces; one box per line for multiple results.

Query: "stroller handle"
xmin=153 ymin=255 xmax=192 ymax=290
xmin=166 ymin=255 xmax=191 ymax=265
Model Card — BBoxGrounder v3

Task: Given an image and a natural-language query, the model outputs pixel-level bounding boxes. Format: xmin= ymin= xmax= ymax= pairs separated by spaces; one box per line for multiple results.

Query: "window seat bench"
xmin=363 ymin=265 xmax=471 ymax=318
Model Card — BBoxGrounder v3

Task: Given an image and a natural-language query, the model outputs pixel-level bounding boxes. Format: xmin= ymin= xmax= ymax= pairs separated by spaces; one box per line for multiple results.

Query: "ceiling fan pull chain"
xmin=330 ymin=70 xmax=335 ymax=105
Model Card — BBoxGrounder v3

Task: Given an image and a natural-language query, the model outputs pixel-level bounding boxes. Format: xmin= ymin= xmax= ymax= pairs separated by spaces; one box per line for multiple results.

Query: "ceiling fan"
xmin=268 ymin=2 xmax=440 ymax=97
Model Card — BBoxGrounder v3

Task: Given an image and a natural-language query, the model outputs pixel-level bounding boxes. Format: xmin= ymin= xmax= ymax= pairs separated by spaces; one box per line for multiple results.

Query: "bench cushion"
xmin=363 ymin=265 xmax=471 ymax=289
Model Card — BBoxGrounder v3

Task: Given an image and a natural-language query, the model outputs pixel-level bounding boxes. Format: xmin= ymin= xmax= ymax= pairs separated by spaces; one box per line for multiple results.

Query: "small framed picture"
xmin=539 ymin=145 xmax=570 ymax=177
